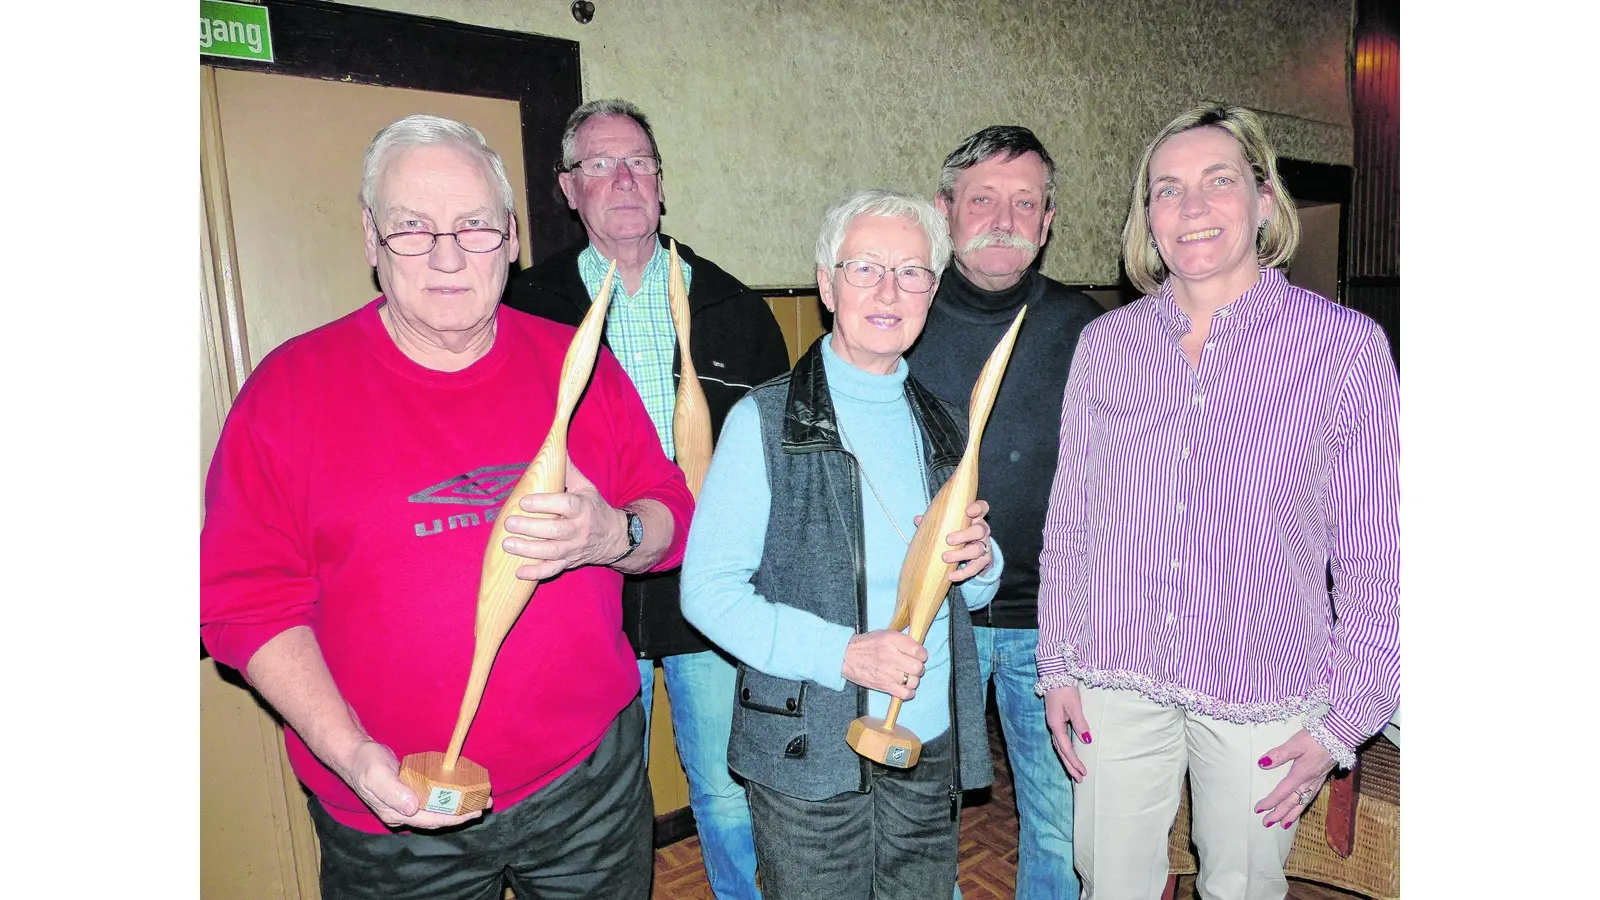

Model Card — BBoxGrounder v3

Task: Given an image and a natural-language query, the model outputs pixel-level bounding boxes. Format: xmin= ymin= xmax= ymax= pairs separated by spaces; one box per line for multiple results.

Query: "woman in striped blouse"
xmin=1036 ymin=106 xmax=1399 ymax=900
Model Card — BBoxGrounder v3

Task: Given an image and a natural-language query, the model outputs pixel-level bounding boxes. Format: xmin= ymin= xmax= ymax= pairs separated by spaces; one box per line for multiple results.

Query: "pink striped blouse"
xmin=1035 ymin=268 xmax=1398 ymax=767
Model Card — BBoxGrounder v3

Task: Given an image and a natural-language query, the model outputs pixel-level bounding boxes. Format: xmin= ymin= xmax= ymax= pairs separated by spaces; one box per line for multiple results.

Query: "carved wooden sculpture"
xmin=846 ymin=306 xmax=1027 ymax=768
xmin=398 ymin=262 xmax=618 ymax=815
xmin=667 ymin=239 xmax=713 ymax=498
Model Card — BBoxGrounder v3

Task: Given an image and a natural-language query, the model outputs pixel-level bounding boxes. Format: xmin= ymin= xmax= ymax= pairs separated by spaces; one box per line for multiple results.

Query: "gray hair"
xmin=360 ymin=114 xmax=516 ymax=215
xmin=937 ymin=125 xmax=1058 ymax=210
xmin=814 ymin=189 xmax=953 ymax=276
xmin=559 ymin=98 xmax=662 ymax=170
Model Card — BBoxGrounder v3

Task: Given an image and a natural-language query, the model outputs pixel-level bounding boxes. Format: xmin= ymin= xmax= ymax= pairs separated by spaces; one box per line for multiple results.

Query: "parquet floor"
xmin=651 ymin=709 xmax=1374 ymax=899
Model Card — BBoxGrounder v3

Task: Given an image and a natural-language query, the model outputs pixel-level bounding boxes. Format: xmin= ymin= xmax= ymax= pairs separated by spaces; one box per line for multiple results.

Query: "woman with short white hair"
xmin=682 ymin=189 xmax=1005 ymax=899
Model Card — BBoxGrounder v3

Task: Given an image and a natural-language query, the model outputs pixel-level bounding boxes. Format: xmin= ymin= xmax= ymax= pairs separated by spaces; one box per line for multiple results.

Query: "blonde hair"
xmin=1121 ymin=105 xmax=1300 ymax=296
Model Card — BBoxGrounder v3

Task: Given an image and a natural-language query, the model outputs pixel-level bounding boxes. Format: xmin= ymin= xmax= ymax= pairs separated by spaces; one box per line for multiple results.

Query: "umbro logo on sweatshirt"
xmin=409 ymin=463 xmax=528 ymax=538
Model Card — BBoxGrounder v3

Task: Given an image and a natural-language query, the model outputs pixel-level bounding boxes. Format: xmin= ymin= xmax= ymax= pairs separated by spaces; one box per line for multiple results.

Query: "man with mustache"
xmin=906 ymin=125 xmax=1104 ymax=900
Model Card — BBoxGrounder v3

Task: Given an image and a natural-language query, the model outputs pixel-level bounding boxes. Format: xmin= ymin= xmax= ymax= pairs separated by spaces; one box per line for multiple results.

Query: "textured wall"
xmin=339 ymin=0 xmax=1353 ymax=286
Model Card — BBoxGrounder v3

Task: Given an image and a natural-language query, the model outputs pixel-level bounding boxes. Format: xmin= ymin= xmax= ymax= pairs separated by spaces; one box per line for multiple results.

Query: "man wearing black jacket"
xmin=503 ymin=99 xmax=788 ymax=900
xmin=906 ymin=126 xmax=1103 ymax=900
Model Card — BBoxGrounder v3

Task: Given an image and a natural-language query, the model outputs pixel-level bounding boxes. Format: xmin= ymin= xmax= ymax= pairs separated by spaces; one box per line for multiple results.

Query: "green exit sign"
xmin=200 ymin=0 xmax=274 ymax=63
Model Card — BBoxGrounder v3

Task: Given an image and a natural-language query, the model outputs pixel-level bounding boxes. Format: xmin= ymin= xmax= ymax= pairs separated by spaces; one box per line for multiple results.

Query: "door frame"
xmin=1277 ymin=158 xmax=1354 ymax=308
xmin=202 ymin=0 xmax=585 ymax=264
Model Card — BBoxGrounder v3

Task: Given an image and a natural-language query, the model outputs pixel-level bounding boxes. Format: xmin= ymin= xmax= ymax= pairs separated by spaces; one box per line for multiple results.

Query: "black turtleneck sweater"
xmin=906 ymin=265 xmax=1105 ymax=628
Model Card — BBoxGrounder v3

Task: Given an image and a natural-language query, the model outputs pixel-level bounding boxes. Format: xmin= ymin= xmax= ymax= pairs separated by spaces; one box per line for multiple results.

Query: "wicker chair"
xmin=1162 ymin=736 xmax=1400 ymax=899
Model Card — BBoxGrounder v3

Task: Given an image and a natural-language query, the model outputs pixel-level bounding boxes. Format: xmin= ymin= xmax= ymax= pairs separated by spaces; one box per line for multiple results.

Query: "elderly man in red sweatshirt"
xmin=200 ymin=113 xmax=693 ymax=900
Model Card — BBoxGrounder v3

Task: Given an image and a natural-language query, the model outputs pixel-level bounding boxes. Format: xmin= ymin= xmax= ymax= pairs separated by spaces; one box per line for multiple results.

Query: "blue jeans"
xmin=639 ymin=651 xmax=761 ymax=900
xmin=973 ymin=626 xmax=1079 ymax=900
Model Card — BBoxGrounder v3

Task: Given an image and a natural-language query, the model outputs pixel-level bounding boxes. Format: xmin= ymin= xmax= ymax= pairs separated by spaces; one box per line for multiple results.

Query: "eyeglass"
xmin=833 ymin=259 xmax=938 ymax=293
xmin=566 ymin=156 xmax=662 ymax=178
xmin=376 ymin=224 xmax=510 ymax=257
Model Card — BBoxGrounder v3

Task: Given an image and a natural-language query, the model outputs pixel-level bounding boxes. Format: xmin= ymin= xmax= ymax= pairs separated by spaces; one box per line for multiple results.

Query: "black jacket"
xmin=503 ymin=233 xmax=791 ymax=658
xmin=906 ymin=267 xmax=1104 ymax=629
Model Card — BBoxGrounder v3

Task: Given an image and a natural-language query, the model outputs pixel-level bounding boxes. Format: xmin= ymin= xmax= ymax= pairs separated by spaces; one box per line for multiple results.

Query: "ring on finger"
xmin=900 ymin=673 xmax=909 ymax=686
xmin=959 ymin=541 xmax=986 ymax=568
xmin=1295 ymin=786 xmax=1316 ymax=806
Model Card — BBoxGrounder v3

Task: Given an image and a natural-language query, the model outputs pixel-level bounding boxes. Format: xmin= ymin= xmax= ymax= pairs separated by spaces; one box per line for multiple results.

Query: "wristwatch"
xmin=612 ymin=510 xmax=644 ymax=564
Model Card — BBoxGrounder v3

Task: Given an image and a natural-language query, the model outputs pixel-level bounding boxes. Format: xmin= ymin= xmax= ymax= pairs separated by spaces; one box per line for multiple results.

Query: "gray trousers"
xmin=309 ymin=697 xmax=653 ymax=900
xmin=745 ymin=729 xmax=960 ymax=900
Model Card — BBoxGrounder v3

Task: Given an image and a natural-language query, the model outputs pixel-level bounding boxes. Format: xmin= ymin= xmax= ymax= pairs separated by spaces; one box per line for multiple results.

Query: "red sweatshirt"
xmin=201 ymin=298 xmax=692 ymax=833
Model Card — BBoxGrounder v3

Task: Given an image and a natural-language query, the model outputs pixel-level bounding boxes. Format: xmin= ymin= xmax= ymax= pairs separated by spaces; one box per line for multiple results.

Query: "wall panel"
xmin=341 ymin=0 xmax=1354 ymax=286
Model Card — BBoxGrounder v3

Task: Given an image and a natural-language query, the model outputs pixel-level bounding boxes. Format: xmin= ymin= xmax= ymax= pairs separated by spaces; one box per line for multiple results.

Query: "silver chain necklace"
xmin=836 ymin=409 xmax=921 ymax=546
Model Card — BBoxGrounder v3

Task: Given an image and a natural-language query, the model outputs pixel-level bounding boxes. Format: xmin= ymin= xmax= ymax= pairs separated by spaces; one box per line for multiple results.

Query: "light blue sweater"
xmin=681 ymin=335 xmax=1003 ymax=740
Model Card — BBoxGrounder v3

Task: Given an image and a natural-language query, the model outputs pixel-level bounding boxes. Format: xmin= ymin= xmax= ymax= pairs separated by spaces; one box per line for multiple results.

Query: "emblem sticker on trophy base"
xmin=424 ymin=787 xmax=463 ymax=815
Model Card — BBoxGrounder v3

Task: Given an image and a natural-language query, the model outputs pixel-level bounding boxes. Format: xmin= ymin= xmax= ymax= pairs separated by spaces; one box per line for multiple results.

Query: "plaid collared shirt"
xmin=578 ymin=242 xmax=691 ymax=459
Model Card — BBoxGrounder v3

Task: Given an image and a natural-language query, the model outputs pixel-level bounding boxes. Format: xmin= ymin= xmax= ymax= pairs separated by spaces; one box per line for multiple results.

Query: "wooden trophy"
xmin=398 ymin=261 xmax=619 ymax=816
xmin=846 ymin=306 xmax=1027 ymax=769
xmin=667 ymin=239 xmax=713 ymax=498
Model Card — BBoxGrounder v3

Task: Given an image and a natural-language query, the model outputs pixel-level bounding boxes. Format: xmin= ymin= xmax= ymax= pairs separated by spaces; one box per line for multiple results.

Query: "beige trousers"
xmin=1073 ymin=686 xmax=1305 ymax=900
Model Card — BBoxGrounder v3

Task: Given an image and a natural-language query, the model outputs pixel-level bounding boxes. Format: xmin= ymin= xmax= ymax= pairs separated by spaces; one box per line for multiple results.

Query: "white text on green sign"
xmin=200 ymin=0 xmax=274 ymax=63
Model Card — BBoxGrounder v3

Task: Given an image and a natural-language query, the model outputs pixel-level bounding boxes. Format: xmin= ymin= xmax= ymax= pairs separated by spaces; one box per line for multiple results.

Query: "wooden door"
xmin=209 ymin=66 xmax=534 ymax=366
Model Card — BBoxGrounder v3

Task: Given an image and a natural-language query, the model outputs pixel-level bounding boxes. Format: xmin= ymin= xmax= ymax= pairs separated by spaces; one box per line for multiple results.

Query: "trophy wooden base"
xmin=847 ymin=716 xmax=922 ymax=768
xmin=398 ymin=751 xmax=492 ymax=816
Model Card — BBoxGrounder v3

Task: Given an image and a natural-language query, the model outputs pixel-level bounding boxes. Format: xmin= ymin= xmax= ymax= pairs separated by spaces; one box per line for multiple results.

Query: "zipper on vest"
xmin=947 ymin=590 xmax=962 ymax=820
xmin=916 ymin=424 xmax=963 ymax=822
xmin=844 ymin=450 xmax=872 ymax=796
